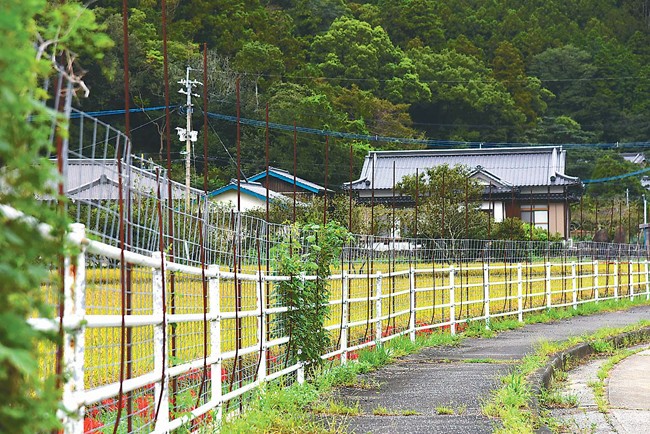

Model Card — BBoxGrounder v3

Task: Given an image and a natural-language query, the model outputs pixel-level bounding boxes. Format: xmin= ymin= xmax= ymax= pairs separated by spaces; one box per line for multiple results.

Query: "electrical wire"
xmin=71 ymin=104 xmax=650 ymax=150
xmin=583 ymin=166 xmax=650 ymax=184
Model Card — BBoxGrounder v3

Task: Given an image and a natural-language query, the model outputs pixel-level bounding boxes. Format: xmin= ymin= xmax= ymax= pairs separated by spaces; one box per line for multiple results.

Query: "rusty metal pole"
xmin=161 ymin=0 xmax=177 ymax=413
xmin=441 ymin=171 xmax=445 ymax=239
xmin=120 ymin=1 xmax=134 ymax=428
xmin=324 ymin=135 xmax=329 ymax=226
xmin=293 ymin=121 xmax=297 ymax=224
xmin=349 ymin=142 xmax=353 ymax=234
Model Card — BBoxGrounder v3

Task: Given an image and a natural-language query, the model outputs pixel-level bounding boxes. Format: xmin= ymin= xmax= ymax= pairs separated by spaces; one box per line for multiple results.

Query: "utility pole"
xmin=176 ymin=66 xmax=201 ymax=210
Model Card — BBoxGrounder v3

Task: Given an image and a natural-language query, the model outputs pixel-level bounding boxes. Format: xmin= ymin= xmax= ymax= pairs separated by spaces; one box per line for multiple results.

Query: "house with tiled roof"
xmin=208 ymin=167 xmax=328 ymax=211
xmin=248 ymin=166 xmax=331 ymax=199
xmin=621 ymin=152 xmax=646 ymax=166
xmin=207 ymin=180 xmax=289 ymax=212
xmin=344 ymin=146 xmax=583 ymax=238
xmin=62 ymin=159 xmax=190 ymax=201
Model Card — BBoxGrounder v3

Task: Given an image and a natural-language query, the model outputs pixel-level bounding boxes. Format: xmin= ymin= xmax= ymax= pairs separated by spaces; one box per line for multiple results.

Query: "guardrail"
xmin=26 ymin=219 xmax=650 ymax=433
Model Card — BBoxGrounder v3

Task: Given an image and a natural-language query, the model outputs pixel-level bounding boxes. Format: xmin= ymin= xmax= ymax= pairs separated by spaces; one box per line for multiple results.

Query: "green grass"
xmin=434 ymin=403 xmax=466 ymax=415
xmin=482 ymin=320 xmax=650 ymax=434
xmin=589 ymin=346 xmax=644 ymax=413
xmin=312 ymin=399 xmax=362 ymax=416
xmin=540 ymin=389 xmax=579 ymax=409
xmin=435 ymin=405 xmax=455 ymax=415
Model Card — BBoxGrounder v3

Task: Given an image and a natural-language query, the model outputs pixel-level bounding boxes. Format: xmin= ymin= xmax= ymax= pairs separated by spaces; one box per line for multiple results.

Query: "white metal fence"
xmin=25 ymin=218 xmax=650 ymax=434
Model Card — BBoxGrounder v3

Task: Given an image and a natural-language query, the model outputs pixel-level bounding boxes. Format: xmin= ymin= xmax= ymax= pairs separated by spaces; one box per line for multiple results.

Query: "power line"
xmin=218 ymin=70 xmax=650 ymax=85
xmin=583 ymin=166 xmax=650 ymax=184
xmin=69 ymin=105 xmax=170 ymax=118
xmin=71 ymin=104 xmax=650 ymax=149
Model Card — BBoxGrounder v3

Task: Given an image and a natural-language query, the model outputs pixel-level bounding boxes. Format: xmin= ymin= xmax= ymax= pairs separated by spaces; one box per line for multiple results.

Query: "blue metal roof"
xmin=248 ymin=166 xmax=327 ymax=193
xmin=208 ymin=181 xmax=287 ymax=202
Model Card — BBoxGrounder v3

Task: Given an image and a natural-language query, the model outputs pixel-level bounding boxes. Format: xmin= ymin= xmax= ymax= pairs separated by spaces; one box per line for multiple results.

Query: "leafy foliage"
xmin=1 ymin=1 xmax=108 ymax=432
xmin=274 ymin=221 xmax=352 ymax=367
xmin=397 ymin=164 xmax=489 ymax=239
xmin=72 ymin=1 xmax=650 ymax=195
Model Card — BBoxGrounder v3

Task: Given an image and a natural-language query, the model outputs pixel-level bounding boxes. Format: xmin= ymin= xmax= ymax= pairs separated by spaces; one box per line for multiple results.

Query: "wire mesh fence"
xmin=24 ymin=99 xmax=650 ymax=433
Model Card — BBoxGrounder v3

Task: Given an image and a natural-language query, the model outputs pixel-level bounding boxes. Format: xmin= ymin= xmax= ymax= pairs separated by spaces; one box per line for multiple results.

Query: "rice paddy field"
xmin=39 ymin=249 xmax=649 ymax=433
xmin=42 ymin=256 xmax=649 ymax=385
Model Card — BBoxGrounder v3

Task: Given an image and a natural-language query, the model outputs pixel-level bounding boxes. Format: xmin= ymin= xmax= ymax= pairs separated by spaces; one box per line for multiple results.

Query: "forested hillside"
xmin=79 ymin=0 xmax=650 ymax=189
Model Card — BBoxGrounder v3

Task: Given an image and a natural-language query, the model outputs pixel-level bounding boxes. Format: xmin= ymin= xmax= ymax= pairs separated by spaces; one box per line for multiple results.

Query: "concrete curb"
xmin=529 ymin=326 xmax=650 ymax=433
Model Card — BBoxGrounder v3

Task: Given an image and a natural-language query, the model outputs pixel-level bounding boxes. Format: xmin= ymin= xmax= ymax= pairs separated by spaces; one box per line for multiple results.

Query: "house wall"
xmin=259 ymin=178 xmax=317 ymax=197
xmin=260 ymin=177 xmax=293 ymax=193
xmin=549 ymin=202 xmax=566 ymax=238
xmin=210 ymin=190 xmax=266 ymax=212
xmin=358 ymin=189 xmax=572 ymax=239
xmin=508 ymin=201 xmax=567 ymax=238
xmin=481 ymin=201 xmax=505 ymax=222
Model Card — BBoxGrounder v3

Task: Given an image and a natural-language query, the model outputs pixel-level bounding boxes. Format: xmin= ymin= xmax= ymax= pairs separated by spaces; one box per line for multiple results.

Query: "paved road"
xmin=547 ymin=343 xmax=650 ymax=433
xmin=330 ymin=305 xmax=650 ymax=434
xmin=608 ymin=347 xmax=650 ymax=432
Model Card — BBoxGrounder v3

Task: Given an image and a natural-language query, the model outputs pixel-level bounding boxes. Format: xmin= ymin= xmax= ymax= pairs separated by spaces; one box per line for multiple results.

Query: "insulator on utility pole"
xmin=176 ymin=66 xmax=202 ymax=210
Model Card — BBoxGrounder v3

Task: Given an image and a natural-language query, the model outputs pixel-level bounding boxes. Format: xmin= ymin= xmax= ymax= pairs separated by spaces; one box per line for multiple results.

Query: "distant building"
xmin=344 ymin=146 xmax=582 ymax=238
xmin=248 ymin=166 xmax=330 ymax=199
xmin=621 ymin=153 xmax=646 ymax=166
xmin=208 ymin=167 xmax=329 ymax=211
xmin=207 ymin=180 xmax=288 ymax=212
xmin=63 ymin=159 xmax=189 ymax=201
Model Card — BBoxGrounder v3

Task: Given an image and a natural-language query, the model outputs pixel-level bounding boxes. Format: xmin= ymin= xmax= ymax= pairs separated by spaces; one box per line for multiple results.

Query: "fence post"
xmin=152 ymin=252 xmax=169 ymax=430
xmin=375 ymin=272 xmax=383 ymax=344
xmin=256 ymin=271 xmax=266 ymax=381
xmin=594 ymin=260 xmax=599 ymax=303
xmin=297 ymin=273 xmax=306 ymax=384
xmin=209 ymin=265 xmax=222 ymax=422
xmin=61 ymin=223 xmax=86 ymax=434
xmin=614 ymin=261 xmax=619 ymax=300
xmin=571 ymin=262 xmax=578 ymax=310
xmin=409 ymin=266 xmax=416 ymax=341
xmin=449 ymin=266 xmax=456 ymax=335
xmin=517 ymin=263 xmax=523 ymax=323
xmin=627 ymin=258 xmax=636 ymax=301
xmin=483 ymin=262 xmax=490 ymax=329
xmin=340 ymin=271 xmax=349 ymax=364
xmin=645 ymin=259 xmax=649 ymax=300
xmin=545 ymin=262 xmax=552 ymax=309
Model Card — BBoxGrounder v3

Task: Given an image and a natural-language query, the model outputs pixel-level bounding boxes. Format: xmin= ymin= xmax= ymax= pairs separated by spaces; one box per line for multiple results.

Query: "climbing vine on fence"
xmin=0 ymin=2 xmax=110 ymax=432
xmin=274 ymin=221 xmax=352 ymax=368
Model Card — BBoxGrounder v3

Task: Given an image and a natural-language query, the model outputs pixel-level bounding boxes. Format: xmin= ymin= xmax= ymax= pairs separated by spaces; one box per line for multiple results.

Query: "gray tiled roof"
xmin=346 ymin=147 xmax=580 ymax=191
xmin=621 ymin=153 xmax=646 ymax=165
xmin=63 ymin=159 xmax=193 ymax=200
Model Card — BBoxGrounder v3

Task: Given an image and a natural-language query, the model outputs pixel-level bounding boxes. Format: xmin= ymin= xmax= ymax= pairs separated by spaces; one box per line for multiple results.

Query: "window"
xmin=521 ymin=204 xmax=548 ymax=231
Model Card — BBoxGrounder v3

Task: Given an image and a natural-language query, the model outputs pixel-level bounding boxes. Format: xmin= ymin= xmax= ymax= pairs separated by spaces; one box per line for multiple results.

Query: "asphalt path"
xmin=329 ymin=305 xmax=650 ymax=434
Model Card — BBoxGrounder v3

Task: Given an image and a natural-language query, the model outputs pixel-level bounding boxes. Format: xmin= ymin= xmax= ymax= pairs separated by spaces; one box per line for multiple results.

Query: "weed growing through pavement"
xmin=483 ymin=320 xmax=650 ymax=434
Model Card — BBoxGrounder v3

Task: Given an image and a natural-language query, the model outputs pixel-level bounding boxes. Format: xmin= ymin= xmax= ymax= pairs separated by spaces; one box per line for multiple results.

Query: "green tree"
xmin=310 ymin=16 xmax=429 ymax=104
xmin=289 ymin=0 xmax=351 ymax=36
xmin=376 ymin=0 xmax=446 ymax=49
xmin=397 ymin=165 xmax=490 ymax=239
xmin=587 ymin=153 xmax=645 ymax=199
xmin=524 ymin=116 xmax=597 ymax=145
xmin=408 ymin=47 xmax=526 ymax=142
xmin=492 ymin=41 xmax=550 ymax=124
xmin=529 ymin=45 xmax=601 ymax=138
xmin=234 ymin=41 xmax=286 ymax=109
xmin=331 ymin=85 xmax=422 ymax=143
